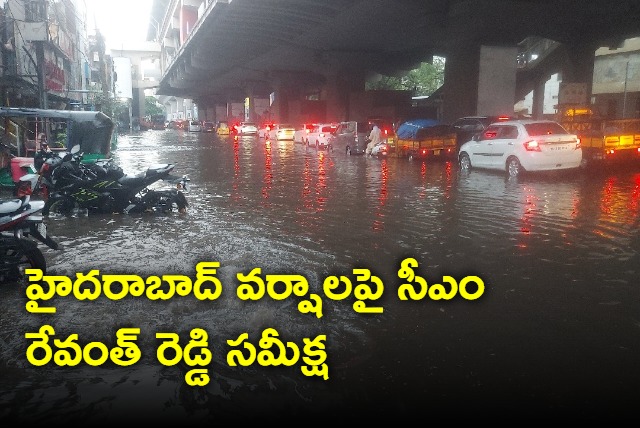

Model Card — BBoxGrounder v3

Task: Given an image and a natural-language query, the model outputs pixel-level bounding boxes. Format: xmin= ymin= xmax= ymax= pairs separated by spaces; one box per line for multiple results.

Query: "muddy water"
xmin=1 ymin=130 xmax=639 ymax=423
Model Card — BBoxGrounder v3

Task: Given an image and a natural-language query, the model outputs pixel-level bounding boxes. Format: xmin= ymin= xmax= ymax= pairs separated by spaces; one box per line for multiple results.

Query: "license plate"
xmin=36 ymin=222 xmax=47 ymax=239
xmin=434 ymin=149 xmax=441 ymax=155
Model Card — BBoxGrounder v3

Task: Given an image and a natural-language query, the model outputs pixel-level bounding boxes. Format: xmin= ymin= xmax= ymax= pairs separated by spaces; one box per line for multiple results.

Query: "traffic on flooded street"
xmin=1 ymin=129 xmax=639 ymax=423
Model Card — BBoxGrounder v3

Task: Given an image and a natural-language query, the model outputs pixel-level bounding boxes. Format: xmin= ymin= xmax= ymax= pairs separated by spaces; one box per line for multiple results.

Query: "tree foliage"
xmin=145 ymin=96 xmax=164 ymax=117
xmin=366 ymin=57 xmax=445 ymax=96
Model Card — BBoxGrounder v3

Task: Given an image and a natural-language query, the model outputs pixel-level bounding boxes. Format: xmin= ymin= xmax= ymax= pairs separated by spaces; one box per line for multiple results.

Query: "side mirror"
xmin=71 ymin=145 xmax=80 ymax=154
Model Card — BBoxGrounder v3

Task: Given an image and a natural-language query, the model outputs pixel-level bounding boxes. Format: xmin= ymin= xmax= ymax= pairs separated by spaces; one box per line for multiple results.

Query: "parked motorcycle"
xmin=0 ymin=195 xmax=59 ymax=283
xmin=43 ymin=146 xmax=189 ymax=216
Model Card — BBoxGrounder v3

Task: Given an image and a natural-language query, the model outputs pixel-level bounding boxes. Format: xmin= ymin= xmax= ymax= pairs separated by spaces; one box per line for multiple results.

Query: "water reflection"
xmin=1 ymin=130 xmax=639 ymax=422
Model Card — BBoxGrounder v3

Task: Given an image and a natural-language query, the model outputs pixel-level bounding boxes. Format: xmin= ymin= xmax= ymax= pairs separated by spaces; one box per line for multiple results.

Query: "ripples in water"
xmin=1 ymin=130 xmax=639 ymax=422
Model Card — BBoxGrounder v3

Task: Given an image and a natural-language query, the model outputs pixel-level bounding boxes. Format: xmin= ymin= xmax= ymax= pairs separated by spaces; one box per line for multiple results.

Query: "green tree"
xmin=145 ymin=96 xmax=164 ymax=117
xmin=366 ymin=57 xmax=445 ymax=96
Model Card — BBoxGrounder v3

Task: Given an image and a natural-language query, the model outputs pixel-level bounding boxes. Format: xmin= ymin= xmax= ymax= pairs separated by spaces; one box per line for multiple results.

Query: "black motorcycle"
xmin=0 ymin=195 xmax=59 ymax=283
xmin=42 ymin=147 xmax=189 ymax=216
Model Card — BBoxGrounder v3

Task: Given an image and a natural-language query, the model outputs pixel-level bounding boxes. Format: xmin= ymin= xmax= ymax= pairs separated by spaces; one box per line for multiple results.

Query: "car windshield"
xmin=524 ymin=122 xmax=568 ymax=136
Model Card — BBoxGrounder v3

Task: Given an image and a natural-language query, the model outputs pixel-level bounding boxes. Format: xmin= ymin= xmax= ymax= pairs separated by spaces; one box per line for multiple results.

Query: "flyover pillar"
xmin=323 ymin=67 xmax=365 ymax=122
xmin=531 ymin=76 xmax=547 ymax=119
xmin=443 ymin=44 xmax=518 ymax=122
xmin=559 ymin=42 xmax=597 ymax=99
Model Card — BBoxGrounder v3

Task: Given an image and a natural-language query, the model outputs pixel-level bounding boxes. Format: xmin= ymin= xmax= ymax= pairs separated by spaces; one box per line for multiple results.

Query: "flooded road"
xmin=1 ymin=129 xmax=639 ymax=423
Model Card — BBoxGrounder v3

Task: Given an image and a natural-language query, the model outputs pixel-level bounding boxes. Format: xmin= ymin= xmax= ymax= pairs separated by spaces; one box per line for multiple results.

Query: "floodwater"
xmin=1 ymin=130 xmax=639 ymax=423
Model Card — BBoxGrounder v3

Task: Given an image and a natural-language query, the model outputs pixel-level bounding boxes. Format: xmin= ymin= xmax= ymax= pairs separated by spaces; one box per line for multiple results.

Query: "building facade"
xmin=0 ymin=0 xmax=97 ymax=109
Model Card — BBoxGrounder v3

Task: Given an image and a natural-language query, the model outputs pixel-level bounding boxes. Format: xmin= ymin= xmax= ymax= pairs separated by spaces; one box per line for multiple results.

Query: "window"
xmin=25 ymin=1 xmax=46 ymax=22
xmin=483 ymin=126 xmax=499 ymax=139
xmin=497 ymin=126 xmax=518 ymax=139
xmin=524 ymin=122 xmax=568 ymax=136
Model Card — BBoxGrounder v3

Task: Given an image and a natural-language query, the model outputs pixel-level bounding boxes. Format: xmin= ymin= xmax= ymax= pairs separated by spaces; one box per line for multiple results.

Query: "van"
xmin=202 ymin=121 xmax=215 ymax=132
xmin=332 ymin=121 xmax=370 ymax=155
xmin=188 ymin=120 xmax=202 ymax=132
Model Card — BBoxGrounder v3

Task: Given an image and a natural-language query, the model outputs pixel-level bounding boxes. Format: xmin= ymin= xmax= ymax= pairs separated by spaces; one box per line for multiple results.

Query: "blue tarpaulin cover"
xmin=396 ymin=119 xmax=442 ymax=140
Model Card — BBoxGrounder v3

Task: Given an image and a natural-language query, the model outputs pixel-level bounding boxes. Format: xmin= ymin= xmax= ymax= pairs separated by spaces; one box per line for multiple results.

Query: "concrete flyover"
xmin=151 ymin=0 xmax=640 ymax=122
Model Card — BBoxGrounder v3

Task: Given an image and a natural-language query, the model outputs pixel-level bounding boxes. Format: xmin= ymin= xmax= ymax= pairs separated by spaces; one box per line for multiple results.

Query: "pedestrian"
xmin=366 ymin=124 xmax=381 ymax=155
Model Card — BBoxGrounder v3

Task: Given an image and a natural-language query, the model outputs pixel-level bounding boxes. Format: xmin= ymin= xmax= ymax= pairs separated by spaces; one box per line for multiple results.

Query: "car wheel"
xmin=315 ymin=141 xmax=319 ymax=149
xmin=459 ymin=152 xmax=471 ymax=170
xmin=506 ymin=157 xmax=522 ymax=177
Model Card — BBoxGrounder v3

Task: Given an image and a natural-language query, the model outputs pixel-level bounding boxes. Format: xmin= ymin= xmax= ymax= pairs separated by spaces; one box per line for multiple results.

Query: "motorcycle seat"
xmin=0 ymin=198 xmax=23 ymax=214
xmin=117 ymin=175 xmax=148 ymax=187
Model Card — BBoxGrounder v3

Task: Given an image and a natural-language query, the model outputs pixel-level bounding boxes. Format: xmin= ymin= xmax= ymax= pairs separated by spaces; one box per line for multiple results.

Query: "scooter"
xmin=43 ymin=146 xmax=189 ymax=216
xmin=0 ymin=142 xmax=40 ymax=197
xmin=0 ymin=194 xmax=59 ymax=283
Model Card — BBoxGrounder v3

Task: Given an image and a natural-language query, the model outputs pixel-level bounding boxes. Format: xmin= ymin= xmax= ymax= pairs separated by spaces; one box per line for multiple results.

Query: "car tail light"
xmin=497 ymin=115 xmax=511 ymax=121
xmin=421 ymin=149 xmax=428 ymax=155
xmin=523 ymin=140 xmax=541 ymax=151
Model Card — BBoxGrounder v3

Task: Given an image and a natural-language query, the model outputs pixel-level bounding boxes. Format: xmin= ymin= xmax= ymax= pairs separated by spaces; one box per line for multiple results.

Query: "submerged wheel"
xmin=459 ymin=152 xmax=471 ymax=170
xmin=506 ymin=157 xmax=522 ymax=177
xmin=43 ymin=195 xmax=77 ymax=216
xmin=0 ymin=239 xmax=46 ymax=282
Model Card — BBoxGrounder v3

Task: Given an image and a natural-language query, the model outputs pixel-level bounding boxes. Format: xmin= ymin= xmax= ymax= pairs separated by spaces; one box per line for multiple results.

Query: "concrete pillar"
xmin=321 ymin=67 xmax=365 ymax=121
xmin=560 ymin=42 xmax=597 ymax=97
xmin=443 ymin=44 xmax=518 ymax=122
xmin=531 ymin=76 xmax=546 ymax=119
xmin=442 ymin=44 xmax=480 ymax=122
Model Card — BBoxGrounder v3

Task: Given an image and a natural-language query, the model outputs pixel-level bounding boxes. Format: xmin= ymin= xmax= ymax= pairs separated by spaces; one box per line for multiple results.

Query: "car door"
xmin=467 ymin=125 xmax=500 ymax=168
xmin=334 ymin=122 xmax=354 ymax=151
xmin=485 ymin=125 xmax=520 ymax=168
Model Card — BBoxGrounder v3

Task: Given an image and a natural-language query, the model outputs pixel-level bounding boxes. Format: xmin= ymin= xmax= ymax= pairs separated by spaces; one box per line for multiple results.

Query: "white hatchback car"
xmin=237 ymin=122 xmax=258 ymax=135
xmin=268 ymin=123 xmax=295 ymax=141
xmin=306 ymin=123 xmax=338 ymax=149
xmin=458 ymin=119 xmax=582 ymax=177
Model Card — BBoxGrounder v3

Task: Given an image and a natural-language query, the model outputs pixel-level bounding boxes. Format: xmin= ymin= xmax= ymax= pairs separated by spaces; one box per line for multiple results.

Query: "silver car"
xmin=332 ymin=121 xmax=369 ymax=155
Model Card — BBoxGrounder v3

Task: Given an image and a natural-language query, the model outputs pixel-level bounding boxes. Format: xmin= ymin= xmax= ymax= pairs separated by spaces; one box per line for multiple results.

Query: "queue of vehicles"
xmin=147 ymin=106 xmax=640 ymax=179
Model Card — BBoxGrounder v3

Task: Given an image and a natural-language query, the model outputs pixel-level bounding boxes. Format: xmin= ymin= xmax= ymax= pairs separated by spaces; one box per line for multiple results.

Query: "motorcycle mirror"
xmin=71 ymin=145 xmax=81 ymax=154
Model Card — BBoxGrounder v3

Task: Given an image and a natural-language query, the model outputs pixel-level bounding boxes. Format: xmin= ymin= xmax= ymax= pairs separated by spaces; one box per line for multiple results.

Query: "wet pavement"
xmin=1 ymin=129 xmax=639 ymax=423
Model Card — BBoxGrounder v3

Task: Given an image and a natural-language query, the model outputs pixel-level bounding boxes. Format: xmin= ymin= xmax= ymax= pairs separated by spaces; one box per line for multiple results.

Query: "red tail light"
xmin=523 ymin=140 xmax=541 ymax=152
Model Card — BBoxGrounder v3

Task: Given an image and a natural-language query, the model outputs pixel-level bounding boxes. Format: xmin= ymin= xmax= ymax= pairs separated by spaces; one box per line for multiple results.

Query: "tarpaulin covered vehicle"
xmin=395 ymin=119 xmax=457 ymax=160
xmin=0 ymin=107 xmax=116 ymax=194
